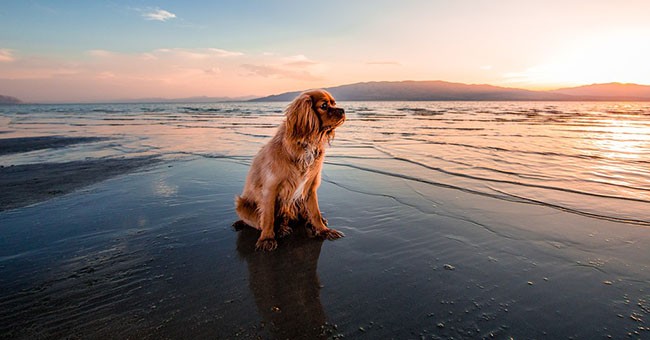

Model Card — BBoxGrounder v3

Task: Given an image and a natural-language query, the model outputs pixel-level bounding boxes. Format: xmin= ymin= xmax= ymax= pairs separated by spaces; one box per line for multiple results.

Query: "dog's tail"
xmin=234 ymin=195 xmax=260 ymax=230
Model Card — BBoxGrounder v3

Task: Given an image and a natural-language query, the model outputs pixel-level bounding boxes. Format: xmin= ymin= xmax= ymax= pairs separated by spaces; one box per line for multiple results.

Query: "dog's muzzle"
xmin=329 ymin=107 xmax=345 ymax=118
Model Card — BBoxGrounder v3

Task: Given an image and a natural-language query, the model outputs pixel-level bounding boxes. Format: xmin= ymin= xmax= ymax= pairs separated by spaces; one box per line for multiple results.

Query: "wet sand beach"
xmin=1 ymin=102 xmax=649 ymax=338
xmin=0 ymin=136 xmax=159 ymax=211
xmin=1 ymin=157 xmax=649 ymax=338
xmin=0 ymin=136 xmax=107 ymax=156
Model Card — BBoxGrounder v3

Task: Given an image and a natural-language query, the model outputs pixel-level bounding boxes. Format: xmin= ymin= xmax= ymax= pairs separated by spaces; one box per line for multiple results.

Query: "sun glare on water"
xmin=591 ymin=118 xmax=650 ymax=160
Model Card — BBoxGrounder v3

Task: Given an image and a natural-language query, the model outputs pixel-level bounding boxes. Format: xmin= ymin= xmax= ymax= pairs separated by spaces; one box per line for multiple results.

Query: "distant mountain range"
xmin=548 ymin=83 xmax=650 ymax=99
xmin=3 ymin=81 xmax=650 ymax=104
xmin=251 ymin=81 xmax=650 ymax=102
xmin=0 ymin=95 xmax=22 ymax=104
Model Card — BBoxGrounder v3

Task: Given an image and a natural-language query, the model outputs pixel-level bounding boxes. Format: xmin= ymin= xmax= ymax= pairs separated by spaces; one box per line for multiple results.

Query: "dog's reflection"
xmin=235 ymin=223 xmax=331 ymax=339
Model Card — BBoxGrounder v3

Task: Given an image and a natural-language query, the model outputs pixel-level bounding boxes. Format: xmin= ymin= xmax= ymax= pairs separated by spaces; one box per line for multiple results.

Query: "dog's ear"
xmin=285 ymin=93 xmax=319 ymax=142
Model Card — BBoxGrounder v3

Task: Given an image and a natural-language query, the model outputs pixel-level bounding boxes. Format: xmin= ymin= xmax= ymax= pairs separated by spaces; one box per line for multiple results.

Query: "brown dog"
xmin=235 ymin=89 xmax=345 ymax=251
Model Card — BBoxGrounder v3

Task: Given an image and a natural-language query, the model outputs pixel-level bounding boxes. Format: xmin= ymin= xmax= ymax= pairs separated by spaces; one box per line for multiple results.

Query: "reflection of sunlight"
xmin=591 ymin=119 xmax=650 ymax=160
xmin=153 ymin=178 xmax=178 ymax=197
xmin=573 ymin=114 xmax=650 ymax=201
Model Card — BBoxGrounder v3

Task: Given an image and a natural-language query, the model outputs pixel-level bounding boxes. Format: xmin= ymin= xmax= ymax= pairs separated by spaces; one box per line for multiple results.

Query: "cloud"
xmin=1 ymin=65 xmax=81 ymax=80
xmin=0 ymin=48 xmax=328 ymax=102
xmin=365 ymin=60 xmax=401 ymax=65
xmin=155 ymin=48 xmax=210 ymax=60
xmin=86 ymin=49 xmax=114 ymax=57
xmin=204 ymin=67 xmax=221 ymax=75
xmin=241 ymin=54 xmax=324 ymax=81
xmin=154 ymin=48 xmax=243 ymax=59
xmin=142 ymin=8 xmax=176 ymax=21
xmin=206 ymin=48 xmax=244 ymax=57
xmin=283 ymin=55 xmax=319 ymax=67
xmin=96 ymin=71 xmax=117 ymax=79
xmin=139 ymin=53 xmax=158 ymax=61
xmin=0 ymin=49 xmax=15 ymax=62
xmin=241 ymin=64 xmax=322 ymax=81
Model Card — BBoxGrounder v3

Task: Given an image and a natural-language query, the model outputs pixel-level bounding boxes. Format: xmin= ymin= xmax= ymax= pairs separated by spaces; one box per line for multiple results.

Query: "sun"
xmin=505 ymin=29 xmax=650 ymax=88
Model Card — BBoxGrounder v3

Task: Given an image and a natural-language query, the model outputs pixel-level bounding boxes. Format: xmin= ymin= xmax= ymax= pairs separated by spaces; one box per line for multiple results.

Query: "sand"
xmin=1 ymin=145 xmax=649 ymax=338
xmin=0 ymin=158 xmax=160 ymax=211
xmin=0 ymin=136 xmax=107 ymax=156
xmin=0 ymin=135 xmax=159 ymax=211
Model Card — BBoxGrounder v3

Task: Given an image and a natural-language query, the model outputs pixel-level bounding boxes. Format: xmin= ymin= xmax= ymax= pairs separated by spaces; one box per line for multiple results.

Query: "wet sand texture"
xmin=237 ymin=226 xmax=329 ymax=339
xmin=0 ymin=136 xmax=106 ymax=155
xmin=0 ymin=136 xmax=159 ymax=211
xmin=1 ymin=158 xmax=649 ymax=339
xmin=0 ymin=156 xmax=160 ymax=211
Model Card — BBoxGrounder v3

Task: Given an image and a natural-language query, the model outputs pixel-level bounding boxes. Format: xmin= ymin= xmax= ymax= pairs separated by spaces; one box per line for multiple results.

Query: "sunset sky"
xmin=1 ymin=0 xmax=650 ymax=102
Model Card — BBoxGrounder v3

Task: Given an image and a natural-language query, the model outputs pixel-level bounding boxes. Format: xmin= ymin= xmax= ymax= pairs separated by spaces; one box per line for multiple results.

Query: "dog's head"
xmin=285 ymin=89 xmax=345 ymax=143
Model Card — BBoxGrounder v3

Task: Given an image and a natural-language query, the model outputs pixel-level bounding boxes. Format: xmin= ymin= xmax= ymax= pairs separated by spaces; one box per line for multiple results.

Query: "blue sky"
xmin=2 ymin=1 xmax=650 ymax=102
xmin=3 ymin=1 xmax=383 ymax=55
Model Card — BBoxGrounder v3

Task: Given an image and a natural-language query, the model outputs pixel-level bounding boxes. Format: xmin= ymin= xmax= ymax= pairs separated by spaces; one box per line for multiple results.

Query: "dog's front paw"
xmin=317 ymin=228 xmax=345 ymax=240
xmin=278 ymin=223 xmax=292 ymax=238
xmin=255 ymin=238 xmax=278 ymax=251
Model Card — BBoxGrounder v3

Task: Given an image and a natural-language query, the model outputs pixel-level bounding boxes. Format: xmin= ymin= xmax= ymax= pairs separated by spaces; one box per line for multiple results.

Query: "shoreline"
xmin=0 ymin=136 xmax=108 ymax=156
xmin=0 ymin=136 xmax=161 ymax=211
xmin=0 ymin=156 xmax=161 ymax=211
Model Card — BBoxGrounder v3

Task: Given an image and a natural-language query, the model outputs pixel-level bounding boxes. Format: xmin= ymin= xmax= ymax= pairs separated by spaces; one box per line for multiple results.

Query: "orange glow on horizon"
xmin=501 ymin=30 xmax=650 ymax=89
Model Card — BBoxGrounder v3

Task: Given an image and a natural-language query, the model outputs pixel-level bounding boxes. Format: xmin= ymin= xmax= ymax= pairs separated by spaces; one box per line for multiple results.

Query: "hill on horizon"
xmin=0 ymin=95 xmax=22 ymax=104
xmin=250 ymin=81 xmax=650 ymax=102
xmin=6 ymin=81 xmax=650 ymax=104
xmin=549 ymin=82 xmax=650 ymax=100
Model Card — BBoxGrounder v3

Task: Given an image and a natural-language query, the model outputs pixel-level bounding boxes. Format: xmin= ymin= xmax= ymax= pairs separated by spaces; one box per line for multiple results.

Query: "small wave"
xmin=178 ymin=106 xmax=222 ymax=113
xmin=90 ymin=109 xmax=128 ymax=113
xmin=395 ymin=137 xmax=650 ymax=164
xmin=396 ymin=107 xmax=445 ymax=115
xmin=605 ymin=109 xmax=650 ymax=115
xmin=324 ymin=160 xmax=527 ymax=204
xmin=234 ymin=131 xmax=272 ymax=138
xmin=139 ymin=107 xmax=166 ymax=112
xmin=326 ymin=159 xmax=650 ymax=227
xmin=489 ymin=187 xmax=650 ymax=226
xmin=379 ymin=150 xmax=650 ymax=205
xmin=354 ymin=111 xmax=406 ymax=118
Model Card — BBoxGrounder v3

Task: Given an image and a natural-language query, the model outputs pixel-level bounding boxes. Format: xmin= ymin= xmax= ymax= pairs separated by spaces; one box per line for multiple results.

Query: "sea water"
xmin=1 ymin=101 xmax=649 ymax=225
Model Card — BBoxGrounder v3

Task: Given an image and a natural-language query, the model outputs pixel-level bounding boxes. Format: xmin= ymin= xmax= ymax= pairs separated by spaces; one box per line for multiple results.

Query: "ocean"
xmin=2 ymin=101 xmax=648 ymax=226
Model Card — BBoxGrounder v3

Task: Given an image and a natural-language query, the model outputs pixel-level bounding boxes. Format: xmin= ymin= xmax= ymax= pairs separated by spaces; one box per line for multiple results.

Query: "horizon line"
xmin=3 ymin=79 xmax=650 ymax=105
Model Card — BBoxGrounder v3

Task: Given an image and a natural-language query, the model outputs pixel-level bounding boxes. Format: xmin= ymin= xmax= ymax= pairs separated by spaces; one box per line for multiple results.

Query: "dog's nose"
xmin=332 ymin=108 xmax=345 ymax=116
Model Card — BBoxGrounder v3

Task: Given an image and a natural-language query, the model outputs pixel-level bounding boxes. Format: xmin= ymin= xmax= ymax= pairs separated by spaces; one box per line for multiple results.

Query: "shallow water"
xmin=2 ymin=101 xmax=649 ymax=225
xmin=1 ymin=157 xmax=649 ymax=338
xmin=1 ymin=101 xmax=650 ymax=338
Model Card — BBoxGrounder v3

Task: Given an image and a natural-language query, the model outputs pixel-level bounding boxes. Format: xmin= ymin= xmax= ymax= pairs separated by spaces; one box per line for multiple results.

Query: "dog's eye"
xmin=320 ymin=103 xmax=328 ymax=110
